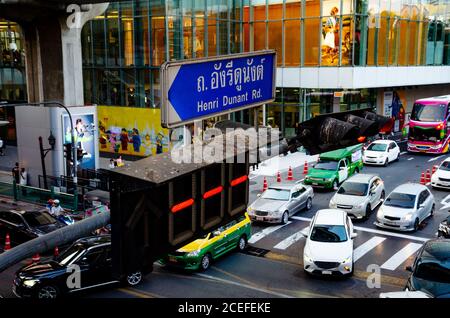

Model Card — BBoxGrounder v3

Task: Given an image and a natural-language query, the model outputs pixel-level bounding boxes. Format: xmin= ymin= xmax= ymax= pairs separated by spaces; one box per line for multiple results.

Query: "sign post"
xmin=160 ymin=50 xmax=276 ymax=128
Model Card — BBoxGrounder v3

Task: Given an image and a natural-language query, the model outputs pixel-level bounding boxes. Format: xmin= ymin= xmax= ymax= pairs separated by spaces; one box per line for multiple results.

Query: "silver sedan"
xmin=247 ymin=182 xmax=314 ymax=224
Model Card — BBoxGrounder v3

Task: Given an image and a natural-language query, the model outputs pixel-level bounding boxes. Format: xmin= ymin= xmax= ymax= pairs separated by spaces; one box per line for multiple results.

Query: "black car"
xmin=0 ymin=210 xmax=65 ymax=247
xmin=13 ymin=235 xmax=144 ymax=299
xmin=438 ymin=216 xmax=450 ymax=238
xmin=405 ymin=239 xmax=450 ymax=297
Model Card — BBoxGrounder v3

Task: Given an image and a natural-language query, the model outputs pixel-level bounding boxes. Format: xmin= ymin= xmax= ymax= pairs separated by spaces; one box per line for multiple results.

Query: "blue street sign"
xmin=161 ymin=50 xmax=276 ymax=128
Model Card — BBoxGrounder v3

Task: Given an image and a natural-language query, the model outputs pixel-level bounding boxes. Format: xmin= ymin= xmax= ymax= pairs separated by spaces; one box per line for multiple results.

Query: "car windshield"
xmin=56 ymin=244 xmax=86 ymax=266
xmin=414 ymin=260 xmax=450 ymax=284
xmin=440 ymin=161 xmax=450 ymax=171
xmin=411 ymin=103 xmax=447 ymax=122
xmin=23 ymin=212 xmax=56 ymax=227
xmin=384 ymin=192 xmax=416 ymax=209
xmin=367 ymin=143 xmax=387 ymax=152
xmin=314 ymin=160 xmax=338 ymax=171
xmin=337 ymin=182 xmax=368 ymax=196
xmin=310 ymin=225 xmax=348 ymax=243
xmin=261 ymin=188 xmax=290 ymax=201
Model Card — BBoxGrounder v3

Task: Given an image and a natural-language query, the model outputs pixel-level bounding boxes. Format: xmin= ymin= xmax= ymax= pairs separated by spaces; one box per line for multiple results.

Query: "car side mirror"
xmin=257 ymin=193 xmax=261 ymax=198
xmin=300 ymin=228 xmax=309 ymax=237
xmin=405 ymin=266 xmax=413 ymax=272
xmin=351 ymin=232 xmax=358 ymax=239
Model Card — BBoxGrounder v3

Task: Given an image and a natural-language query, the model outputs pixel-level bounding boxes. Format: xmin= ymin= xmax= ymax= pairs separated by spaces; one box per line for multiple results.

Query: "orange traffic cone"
xmin=54 ymin=246 xmax=59 ymax=257
xmin=432 ymin=165 xmax=438 ymax=175
xmin=262 ymin=177 xmax=268 ymax=192
xmin=4 ymin=233 xmax=11 ymax=251
xmin=276 ymin=171 xmax=281 ymax=182
xmin=425 ymin=169 xmax=431 ymax=184
xmin=32 ymin=253 xmax=40 ymax=263
xmin=303 ymin=161 xmax=309 ymax=175
xmin=287 ymin=166 xmax=294 ymax=181
xmin=420 ymin=172 xmax=426 ymax=185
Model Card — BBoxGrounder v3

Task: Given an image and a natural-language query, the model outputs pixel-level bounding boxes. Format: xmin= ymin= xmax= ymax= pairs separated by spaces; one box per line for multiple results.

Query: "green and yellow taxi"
xmin=161 ymin=213 xmax=252 ymax=271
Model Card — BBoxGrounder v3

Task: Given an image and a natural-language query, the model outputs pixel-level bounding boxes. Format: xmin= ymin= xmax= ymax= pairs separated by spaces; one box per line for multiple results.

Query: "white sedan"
xmin=375 ymin=183 xmax=435 ymax=232
xmin=303 ymin=209 xmax=357 ymax=277
xmin=363 ymin=140 xmax=400 ymax=166
xmin=431 ymin=157 xmax=450 ymax=189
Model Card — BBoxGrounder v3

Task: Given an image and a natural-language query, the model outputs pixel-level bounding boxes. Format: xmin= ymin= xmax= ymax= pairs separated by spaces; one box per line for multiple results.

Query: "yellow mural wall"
xmin=97 ymin=106 xmax=169 ymax=157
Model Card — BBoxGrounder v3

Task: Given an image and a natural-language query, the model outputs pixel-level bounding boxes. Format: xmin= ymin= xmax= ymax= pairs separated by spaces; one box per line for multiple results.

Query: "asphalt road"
xmin=1 ymin=150 xmax=449 ymax=298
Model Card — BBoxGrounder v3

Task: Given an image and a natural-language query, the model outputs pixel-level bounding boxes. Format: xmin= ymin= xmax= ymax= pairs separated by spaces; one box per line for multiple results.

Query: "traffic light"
xmin=63 ymin=143 xmax=72 ymax=160
xmin=290 ymin=108 xmax=390 ymax=155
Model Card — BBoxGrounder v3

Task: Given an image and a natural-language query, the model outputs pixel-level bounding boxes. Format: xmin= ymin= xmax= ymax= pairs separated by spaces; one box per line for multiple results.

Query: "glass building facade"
xmin=0 ymin=18 xmax=26 ymax=143
xmin=82 ymin=0 xmax=245 ymax=108
xmin=243 ymin=0 xmax=450 ymax=67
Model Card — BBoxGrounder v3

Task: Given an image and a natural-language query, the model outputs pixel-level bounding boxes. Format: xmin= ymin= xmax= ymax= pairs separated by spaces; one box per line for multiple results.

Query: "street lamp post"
xmin=39 ymin=132 xmax=56 ymax=190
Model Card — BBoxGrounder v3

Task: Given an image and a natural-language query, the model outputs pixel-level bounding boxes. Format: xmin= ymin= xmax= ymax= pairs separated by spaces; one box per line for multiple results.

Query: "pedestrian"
xmin=156 ymin=134 xmax=163 ymax=154
xmin=109 ymin=158 xmax=115 ymax=169
xmin=0 ymin=137 xmax=5 ymax=156
xmin=50 ymin=199 xmax=64 ymax=217
xmin=46 ymin=199 xmax=54 ymax=214
xmin=19 ymin=167 xmax=27 ymax=195
xmin=12 ymin=162 xmax=20 ymax=184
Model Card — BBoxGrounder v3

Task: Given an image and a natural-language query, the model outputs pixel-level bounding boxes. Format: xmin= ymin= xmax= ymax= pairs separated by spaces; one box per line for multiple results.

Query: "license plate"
xmin=169 ymin=256 xmax=177 ymax=263
xmin=384 ymin=220 xmax=396 ymax=226
xmin=312 ymin=183 xmax=318 ymax=186
xmin=322 ymin=270 xmax=332 ymax=275
xmin=256 ymin=216 xmax=265 ymax=221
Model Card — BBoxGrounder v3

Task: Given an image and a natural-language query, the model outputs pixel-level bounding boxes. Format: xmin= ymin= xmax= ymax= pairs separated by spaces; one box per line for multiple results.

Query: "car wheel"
xmin=332 ymin=180 xmax=339 ymax=191
xmin=354 ymin=168 xmax=359 ymax=174
xmin=306 ymin=197 xmax=313 ymax=211
xmin=430 ymin=204 xmax=435 ymax=217
xmin=237 ymin=235 xmax=247 ymax=251
xmin=126 ymin=271 xmax=143 ymax=286
xmin=200 ymin=254 xmax=211 ymax=271
xmin=37 ymin=285 xmax=59 ymax=299
xmin=383 ymin=158 xmax=388 ymax=167
xmin=282 ymin=211 xmax=289 ymax=224
xmin=380 ymin=191 xmax=385 ymax=201
xmin=396 ymin=152 xmax=400 ymax=161
xmin=413 ymin=218 xmax=420 ymax=232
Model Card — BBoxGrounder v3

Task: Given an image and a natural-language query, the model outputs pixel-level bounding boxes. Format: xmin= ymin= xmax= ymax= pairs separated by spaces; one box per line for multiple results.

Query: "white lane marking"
xmin=380 ymin=243 xmax=423 ymax=271
xmin=195 ymin=273 xmax=294 ymax=298
xmin=274 ymin=226 xmax=309 ymax=250
xmin=248 ymin=221 xmax=292 ymax=244
xmin=440 ymin=194 xmax=450 ymax=210
xmin=408 ymin=158 xmax=414 ymax=161
xmin=353 ymin=236 xmax=386 ymax=262
xmin=400 ymin=151 xmax=407 ymax=155
xmin=291 ymin=216 xmax=430 ymax=242
xmin=428 ymin=155 xmax=445 ymax=162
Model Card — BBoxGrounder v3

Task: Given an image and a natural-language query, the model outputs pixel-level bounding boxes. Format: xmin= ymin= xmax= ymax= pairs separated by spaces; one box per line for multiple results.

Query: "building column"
xmin=16 ymin=4 xmax=109 ymax=186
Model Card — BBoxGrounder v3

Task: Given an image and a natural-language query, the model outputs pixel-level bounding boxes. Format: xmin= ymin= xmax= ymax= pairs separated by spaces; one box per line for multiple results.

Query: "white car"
xmin=363 ymin=140 xmax=400 ymax=166
xmin=375 ymin=183 xmax=435 ymax=232
xmin=379 ymin=290 xmax=432 ymax=298
xmin=431 ymin=157 xmax=450 ymax=189
xmin=329 ymin=174 xmax=385 ymax=220
xmin=303 ymin=209 xmax=357 ymax=277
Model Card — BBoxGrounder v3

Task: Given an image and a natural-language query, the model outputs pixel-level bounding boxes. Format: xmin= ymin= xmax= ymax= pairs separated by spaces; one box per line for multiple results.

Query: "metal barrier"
xmin=2 ymin=181 xmax=77 ymax=211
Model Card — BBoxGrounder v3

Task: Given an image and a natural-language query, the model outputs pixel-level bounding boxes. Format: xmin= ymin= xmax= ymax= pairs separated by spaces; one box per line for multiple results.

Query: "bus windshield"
xmin=409 ymin=126 xmax=442 ymax=142
xmin=411 ymin=103 xmax=447 ymax=122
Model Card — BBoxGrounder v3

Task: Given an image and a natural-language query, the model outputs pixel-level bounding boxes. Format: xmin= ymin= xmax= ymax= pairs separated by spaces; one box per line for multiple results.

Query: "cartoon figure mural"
xmin=97 ymin=106 xmax=169 ymax=157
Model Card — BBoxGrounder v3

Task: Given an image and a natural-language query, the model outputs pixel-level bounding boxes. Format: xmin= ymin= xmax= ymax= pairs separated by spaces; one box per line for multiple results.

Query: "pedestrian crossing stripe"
xmin=353 ymin=236 xmax=386 ymax=262
xmin=248 ymin=221 xmax=292 ymax=244
xmin=380 ymin=243 xmax=423 ymax=271
xmin=274 ymin=226 xmax=309 ymax=250
xmin=250 ymin=218 xmax=429 ymax=271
